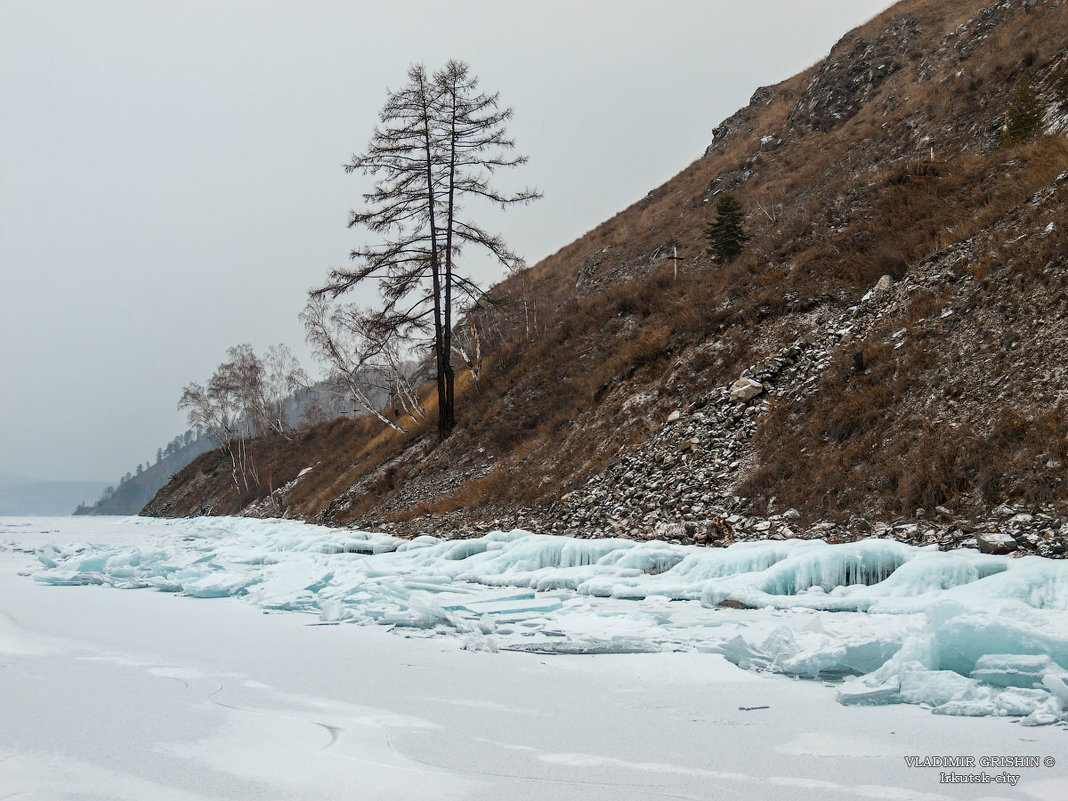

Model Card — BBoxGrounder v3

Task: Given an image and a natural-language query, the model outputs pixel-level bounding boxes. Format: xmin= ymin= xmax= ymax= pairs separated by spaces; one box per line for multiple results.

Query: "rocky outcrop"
xmin=519 ymin=176 xmax=1068 ymax=558
xmin=789 ymin=16 xmax=921 ymax=132
xmin=918 ymin=0 xmax=1033 ymax=81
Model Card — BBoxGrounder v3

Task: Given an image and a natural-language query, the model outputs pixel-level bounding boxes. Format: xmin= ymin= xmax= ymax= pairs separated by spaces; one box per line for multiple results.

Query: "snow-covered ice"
xmin=18 ymin=515 xmax=1068 ymax=725
xmin=3 ymin=515 xmax=1068 ymax=801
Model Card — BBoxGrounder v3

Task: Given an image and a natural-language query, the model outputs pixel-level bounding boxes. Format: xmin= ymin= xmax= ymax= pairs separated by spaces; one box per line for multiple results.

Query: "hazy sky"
xmin=1 ymin=0 xmax=893 ymax=483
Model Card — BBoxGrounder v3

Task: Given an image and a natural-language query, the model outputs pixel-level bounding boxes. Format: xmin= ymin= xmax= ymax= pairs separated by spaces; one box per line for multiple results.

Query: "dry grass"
xmin=742 ymin=182 xmax=1068 ymax=522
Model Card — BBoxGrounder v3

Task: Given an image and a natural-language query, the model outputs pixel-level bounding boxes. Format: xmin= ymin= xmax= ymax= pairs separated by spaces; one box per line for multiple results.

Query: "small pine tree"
xmin=1001 ymin=77 xmax=1044 ymax=146
xmin=1053 ymin=65 xmax=1068 ymax=107
xmin=705 ymin=193 xmax=749 ymax=264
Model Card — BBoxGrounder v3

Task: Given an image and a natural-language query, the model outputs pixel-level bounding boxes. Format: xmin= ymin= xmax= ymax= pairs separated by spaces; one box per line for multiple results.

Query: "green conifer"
xmin=705 ymin=193 xmax=749 ymax=264
xmin=1052 ymin=65 xmax=1068 ymax=107
xmin=1001 ymin=77 xmax=1044 ymax=146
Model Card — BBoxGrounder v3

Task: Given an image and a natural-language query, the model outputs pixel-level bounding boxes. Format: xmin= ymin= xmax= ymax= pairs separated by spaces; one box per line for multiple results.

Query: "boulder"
xmin=730 ymin=377 xmax=764 ymax=403
xmin=976 ymin=531 xmax=1017 ymax=555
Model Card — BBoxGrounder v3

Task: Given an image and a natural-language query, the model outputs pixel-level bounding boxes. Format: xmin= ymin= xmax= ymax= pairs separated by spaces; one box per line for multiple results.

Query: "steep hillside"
xmin=146 ymin=0 xmax=1068 ymax=556
xmin=77 ymin=435 xmax=216 ymax=516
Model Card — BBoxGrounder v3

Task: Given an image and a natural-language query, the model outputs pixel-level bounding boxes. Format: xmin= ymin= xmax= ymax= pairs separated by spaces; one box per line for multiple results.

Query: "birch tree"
xmin=179 ymin=344 xmax=306 ymax=490
xmin=260 ymin=344 xmax=307 ymax=438
xmin=302 ymin=297 xmax=424 ymax=431
xmin=313 ymin=60 xmax=538 ymax=440
xmin=178 ymin=378 xmax=243 ymax=490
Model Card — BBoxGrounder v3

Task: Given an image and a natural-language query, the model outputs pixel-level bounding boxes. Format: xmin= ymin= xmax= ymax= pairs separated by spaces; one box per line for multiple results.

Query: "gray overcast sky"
xmin=1 ymin=0 xmax=893 ymax=483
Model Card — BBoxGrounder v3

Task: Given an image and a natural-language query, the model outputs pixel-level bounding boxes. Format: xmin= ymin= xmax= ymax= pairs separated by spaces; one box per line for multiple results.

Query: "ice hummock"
xmin=29 ymin=516 xmax=1068 ymax=724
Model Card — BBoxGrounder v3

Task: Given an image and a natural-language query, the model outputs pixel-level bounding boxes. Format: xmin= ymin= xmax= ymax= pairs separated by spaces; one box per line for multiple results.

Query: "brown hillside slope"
xmin=145 ymin=0 xmax=1068 ymax=555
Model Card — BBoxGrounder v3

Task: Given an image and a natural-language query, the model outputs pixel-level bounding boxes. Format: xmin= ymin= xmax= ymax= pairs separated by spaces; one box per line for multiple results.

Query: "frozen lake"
xmin=2 ymin=516 xmax=1066 ymax=800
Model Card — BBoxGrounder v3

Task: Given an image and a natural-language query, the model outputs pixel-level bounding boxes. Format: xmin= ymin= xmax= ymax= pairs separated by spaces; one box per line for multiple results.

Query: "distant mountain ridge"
xmin=75 ymin=433 xmax=216 ymax=516
xmin=0 ymin=476 xmax=110 ymax=516
xmin=0 ymin=471 xmax=31 ymax=487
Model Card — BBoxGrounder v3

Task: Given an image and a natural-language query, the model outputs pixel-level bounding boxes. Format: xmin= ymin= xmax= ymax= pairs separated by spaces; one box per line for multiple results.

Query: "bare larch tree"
xmin=312 ymin=60 xmax=538 ymax=440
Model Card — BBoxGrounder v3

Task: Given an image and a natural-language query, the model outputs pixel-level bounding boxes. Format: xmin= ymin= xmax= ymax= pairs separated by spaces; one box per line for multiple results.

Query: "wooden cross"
xmin=667 ymin=245 xmax=683 ymax=280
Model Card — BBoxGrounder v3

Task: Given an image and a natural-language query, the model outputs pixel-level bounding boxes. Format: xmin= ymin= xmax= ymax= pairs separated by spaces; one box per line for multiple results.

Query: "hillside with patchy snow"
xmin=146 ymin=0 xmax=1068 ymax=556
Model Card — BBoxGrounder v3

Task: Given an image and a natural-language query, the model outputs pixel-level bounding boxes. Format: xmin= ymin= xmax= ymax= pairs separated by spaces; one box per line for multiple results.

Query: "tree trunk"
xmin=436 ymin=350 xmax=449 ymax=440
xmin=443 ymin=362 xmax=455 ymax=438
xmin=440 ymin=74 xmax=459 ymax=440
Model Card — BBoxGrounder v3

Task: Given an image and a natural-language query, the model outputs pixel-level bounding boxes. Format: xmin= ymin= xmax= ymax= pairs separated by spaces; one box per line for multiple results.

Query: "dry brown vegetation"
xmin=146 ymin=0 xmax=1068 ymax=530
xmin=743 ymin=172 xmax=1068 ymax=521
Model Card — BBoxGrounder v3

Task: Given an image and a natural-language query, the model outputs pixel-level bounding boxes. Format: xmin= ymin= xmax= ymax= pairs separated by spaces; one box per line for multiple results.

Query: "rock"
xmin=653 ymin=521 xmax=687 ymax=539
xmin=716 ymin=599 xmax=755 ymax=610
xmin=667 ymin=410 xmax=682 ymax=423
xmin=976 ymin=531 xmax=1018 ymax=555
xmin=875 ymin=274 xmax=893 ymax=291
xmin=730 ymin=377 xmax=764 ymax=403
xmin=1014 ymin=531 xmax=1041 ymax=550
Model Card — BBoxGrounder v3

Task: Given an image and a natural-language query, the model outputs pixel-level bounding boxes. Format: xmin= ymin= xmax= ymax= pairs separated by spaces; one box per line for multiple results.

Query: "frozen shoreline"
xmin=24 ymin=515 xmax=1068 ymax=724
xmin=2 ymin=516 xmax=1067 ymax=800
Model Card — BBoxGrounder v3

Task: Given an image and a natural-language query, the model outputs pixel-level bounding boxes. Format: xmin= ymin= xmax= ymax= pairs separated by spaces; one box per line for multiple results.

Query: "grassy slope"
xmin=146 ymin=0 xmax=1068 ymax=529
